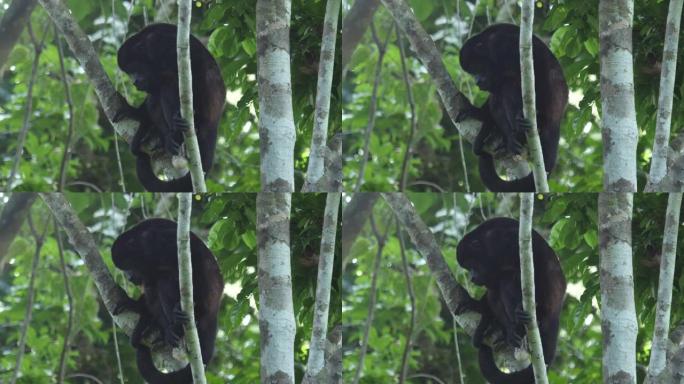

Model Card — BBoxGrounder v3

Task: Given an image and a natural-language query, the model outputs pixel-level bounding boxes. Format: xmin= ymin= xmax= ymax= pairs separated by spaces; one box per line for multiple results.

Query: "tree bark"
xmin=256 ymin=192 xmax=295 ymax=383
xmin=598 ymin=193 xmax=637 ymax=382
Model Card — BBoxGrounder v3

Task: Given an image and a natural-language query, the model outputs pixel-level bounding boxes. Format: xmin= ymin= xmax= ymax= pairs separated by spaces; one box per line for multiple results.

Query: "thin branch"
xmin=397 ymin=226 xmax=416 ymax=383
xmin=55 ymin=224 xmax=74 ymax=383
xmin=397 ymin=29 xmax=418 ymax=191
xmin=352 ymin=212 xmax=389 ymax=384
xmin=518 ymin=193 xmax=548 ymax=383
xmin=645 ymin=193 xmax=682 ymax=382
xmin=304 ymin=193 xmax=341 ymax=382
xmin=646 ymin=0 xmax=683 ymax=188
xmin=176 ymin=1 xmax=206 ymax=192
xmin=303 ymin=0 xmax=341 ymax=192
xmin=7 ymin=22 xmax=49 ymax=190
xmin=10 ymin=211 xmax=49 ymax=384
xmin=355 ymin=22 xmax=393 ymax=193
xmin=519 ymin=1 xmax=548 ymax=191
xmin=55 ymin=26 xmax=75 ymax=192
xmin=176 ymin=192 xmax=207 ymax=382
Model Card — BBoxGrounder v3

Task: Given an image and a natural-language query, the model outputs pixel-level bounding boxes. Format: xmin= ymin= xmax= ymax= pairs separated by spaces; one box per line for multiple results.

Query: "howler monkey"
xmin=456 ymin=217 xmax=566 ymax=384
xmin=116 ymin=24 xmax=225 ymax=192
xmin=111 ymin=218 xmax=224 ymax=384
xmin=458 ymin=24 xmax=568 ymax=192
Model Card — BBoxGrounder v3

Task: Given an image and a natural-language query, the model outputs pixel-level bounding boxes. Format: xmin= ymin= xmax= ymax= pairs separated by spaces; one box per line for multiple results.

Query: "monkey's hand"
xmin=113 ymin=295 xmax=143 ymax=316
xmin=171 ymin=302 xmax=191 ymax=325
xmin=515 ymin=116 xmax=533 ymax=134
xmin=173 ymin=112 xmax=191 ymax=132
xmin=163 ymin=327 xmax=182 ymax=348
xmin=515 ymin=308 xmax=533 ymax=325
xmin=112 ymin=94 xmax=142 ymax=123
xmin=163 ymin=113 xmax=190 ymax=156
xmin=453 ymin=294 xmax=481 ymax=316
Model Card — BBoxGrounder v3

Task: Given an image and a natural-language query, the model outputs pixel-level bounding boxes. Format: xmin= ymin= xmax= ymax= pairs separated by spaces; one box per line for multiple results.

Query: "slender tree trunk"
xmin=10 ymin=215 xmax=47 ymax=384
xmin=176 ymin=1 xmax=206 ymax=192
xmin=352 ymin=213 xmax=386 ymax=384
xmin=518 ymin=193 xmax=548 ymax=383
xmin=646 ymin=0 xmax=683 ymax=190
xmin=256 ymin=0 xmax=296 ymax=192
xmin=256 ymin=193 xmax=295 ymax=383
xmin=0 ymin=0 xmax=38 ymax=73
xmin=303 ymin=0 xmax=340 ymax=192
xmin=519 ymin=1 xmax=548 ymax=191
xmin=645 ymin=193 xmax=682 ymax=383
xmin=303 ymin=193 xmax=340 ymax=382
xmin=0 ymin=193 xmax=36 ymax=270
xmin=599 ymin=0 xmax=638 ymax=191
xmin=176 ymin=193 xmax=207 ymax=383
xmin=341 ymin=0 xmax=380 ymax=70
xmin=598 ymin=193 xmax=637 ymax=382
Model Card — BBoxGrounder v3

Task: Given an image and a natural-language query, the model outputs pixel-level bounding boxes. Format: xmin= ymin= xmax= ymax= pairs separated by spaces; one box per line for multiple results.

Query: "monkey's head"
xmin=456 ymin=218 xmax=520 ymax=287
xmin=460 ymin=24 xmax=522 ymax=92
xmin=117 ymin=24 xmax=179 ymax=92
xmin=111 ymin=219 xmax=178 ymax=285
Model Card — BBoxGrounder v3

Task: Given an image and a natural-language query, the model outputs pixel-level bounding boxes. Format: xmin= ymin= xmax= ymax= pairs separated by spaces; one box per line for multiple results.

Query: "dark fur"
xmin=111 ymin=218 xmax=223 ymax=384
xmin=456 ymin=217 xmax=566 ymax=384
xmin=116 ymin=23 xmax=225 ymax=192
xmin=459 ymin=24 xmax=568 ymax=192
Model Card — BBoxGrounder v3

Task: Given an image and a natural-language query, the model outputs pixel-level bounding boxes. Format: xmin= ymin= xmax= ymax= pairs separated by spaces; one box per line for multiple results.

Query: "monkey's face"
xmin=456 ymin=238 xmax=488 ymax=286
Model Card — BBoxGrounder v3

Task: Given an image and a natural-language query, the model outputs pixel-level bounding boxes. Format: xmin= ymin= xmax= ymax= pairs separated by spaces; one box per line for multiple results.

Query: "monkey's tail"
xmin=136 ymin=153 xmax=193 ymax=192
xmin=478 ymin=154 xmax=536 ymax=192
xmin=478 ymin=345 xmax=534 ymax=384
xmin=136 ymin=345 xmax=193 ymax=384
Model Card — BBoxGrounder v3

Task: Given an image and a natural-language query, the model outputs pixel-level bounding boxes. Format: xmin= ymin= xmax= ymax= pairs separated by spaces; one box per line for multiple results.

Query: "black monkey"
xmin=116 ymin=23 xmax=226 ymax=192
xmin=458 ymin=24 xmax=568 ymax=192
xmin=456 ymin=217 xmax=566 ymax=384
xmin=111 ymin=218 xmax=224 ymax=384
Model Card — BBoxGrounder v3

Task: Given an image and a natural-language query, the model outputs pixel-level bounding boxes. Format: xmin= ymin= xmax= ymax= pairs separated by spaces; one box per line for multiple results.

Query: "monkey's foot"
xmin=515 ymin=308 xmax=533 ymax=324
xmin=164 ymin=136 xmax=183 ymax=156
xmin=515 ymin=116 xmax=533 ymax=134
xmin=164 ymin=328 xmax=182 ymax=348
xmin=173 ymin=112 xmax=191 ymax=132
xmin=172 ymin=303 xmax=191 ymax=325
xmin=113 ymin=296 xmax=141 ymax=315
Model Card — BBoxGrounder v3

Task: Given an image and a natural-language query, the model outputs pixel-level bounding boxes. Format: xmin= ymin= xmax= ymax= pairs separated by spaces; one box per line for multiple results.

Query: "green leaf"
xmin=241 ymin=231 xmax=257 ymax=250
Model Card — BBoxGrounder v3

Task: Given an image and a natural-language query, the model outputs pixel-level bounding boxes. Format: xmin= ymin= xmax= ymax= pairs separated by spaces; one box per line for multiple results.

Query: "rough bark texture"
xmin=256 ymin=192 xmax=295 ymax=383
xmin=599 ymin=0 xmax=638 ymax=191
xmin=176 ymin=193 xmax=207 ymax=383
xmin=176 ymin=3 xmax=206 ymax=192
xmin=646 ymin=0 xmax=684 ymax=191
xmin=645 ymin=193 xmax=682 ymax=383
xmin=304 ymin=193 xmax=340 ymax=381
xmin=303 ymin=0 xmax=340 ymax=192
xmin=518 ymin=193 xmax=548 ymax=383
xmin=257 ymin=0 xmax=296 ymax=192
xmin=598 ymin=192 xmax=637 ymax=383
xmin=519 ymin=3 xmax=548 ymax=191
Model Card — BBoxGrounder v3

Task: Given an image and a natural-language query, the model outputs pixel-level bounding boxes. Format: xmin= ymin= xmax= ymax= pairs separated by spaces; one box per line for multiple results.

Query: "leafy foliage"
xmin=0 ymin=192 xmax=339 ymax=383
xmin=344 ymin=193 xmax=607 ymax=383
xmin=0 ymin=0 xmax=337 ymax=191
xmin=343 ymin=1 xmax=611 ymax=191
